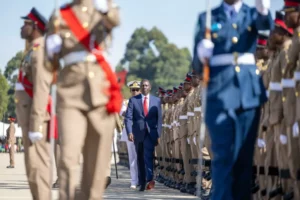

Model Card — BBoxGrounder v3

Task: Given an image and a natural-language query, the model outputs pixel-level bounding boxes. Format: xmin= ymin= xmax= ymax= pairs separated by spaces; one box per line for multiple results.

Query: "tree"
xmin=4 ymin=51 xmax=23 ymax=120
xmin=116 ymin=27 xmax=191 ymax=98
xmin=0 ymin=73 xmax=9 ymax=120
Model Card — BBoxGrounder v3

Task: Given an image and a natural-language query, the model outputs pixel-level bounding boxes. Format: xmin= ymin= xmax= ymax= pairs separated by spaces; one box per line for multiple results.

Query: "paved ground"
xmin=0 ymin=153 xmax=198 ymax=200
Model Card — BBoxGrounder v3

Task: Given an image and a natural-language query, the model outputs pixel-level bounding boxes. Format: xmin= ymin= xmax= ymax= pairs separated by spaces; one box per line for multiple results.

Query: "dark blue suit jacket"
xmin=192 ymin=3 xmax=273 ymax=110
xmin=125 ymin=94 xmax=162 ymax=143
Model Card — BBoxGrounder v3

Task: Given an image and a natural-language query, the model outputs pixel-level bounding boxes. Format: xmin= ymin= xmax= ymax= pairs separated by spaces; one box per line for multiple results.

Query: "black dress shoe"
xmin=139 ymin=185 xmax=146 ymax=191
xmin=105 ymin=176 xmax=111 ymax=189
xmin=261 ymin=189 xmax=267 ymax=196
xmin=269 ymin=187 xmax=283 ymax=198
xmin=283 ymin=192 xmax=294 ymax=200
xmin=52 ymin=182 xmax=59 ymax=188
xmin=251 ymin=184 xmax=259 ymax=194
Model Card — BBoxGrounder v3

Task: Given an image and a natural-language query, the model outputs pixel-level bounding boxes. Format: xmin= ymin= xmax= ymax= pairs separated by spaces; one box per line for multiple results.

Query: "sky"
xmin=0 ymin=0 xmax=282 ymax=71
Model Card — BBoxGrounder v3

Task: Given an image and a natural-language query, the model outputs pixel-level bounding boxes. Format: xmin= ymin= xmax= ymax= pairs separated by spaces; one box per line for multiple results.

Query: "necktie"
xmin=230 ymin=9 xmax=237 ymax=20
xmin=143 ymin=96 xmax=148 ymax=116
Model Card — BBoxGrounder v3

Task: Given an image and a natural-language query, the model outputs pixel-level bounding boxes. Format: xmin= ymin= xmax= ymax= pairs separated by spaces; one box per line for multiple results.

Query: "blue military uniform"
xmin=192 ymin=1 xmax=273 ymax=200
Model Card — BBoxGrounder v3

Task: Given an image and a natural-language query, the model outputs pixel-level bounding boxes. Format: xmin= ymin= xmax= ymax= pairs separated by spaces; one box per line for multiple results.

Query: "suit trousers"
xmin=205 ymin=107 xmax=260 ymax=200
xmin=126 ymin=140 xmax=139 ymax=185
xmin=58 ymin=106 xmax=115 ymax=200
xmin=135 ymin=134 xmax=155 ymax=186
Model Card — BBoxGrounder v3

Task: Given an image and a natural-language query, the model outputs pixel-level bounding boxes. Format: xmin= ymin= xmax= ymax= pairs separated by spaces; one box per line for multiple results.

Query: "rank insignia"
xmin=33 ymin=43 xmax=40 ymax=51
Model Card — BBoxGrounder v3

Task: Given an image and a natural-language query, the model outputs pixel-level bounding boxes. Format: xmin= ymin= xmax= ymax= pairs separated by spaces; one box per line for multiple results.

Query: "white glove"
xmin=256 ymin=0 xmax=270 ymax=15
xmin=257 ymin=138 xmax=266 ymax=148
xmin=279 ymin=134 xmax=287 ymax=145
xmin=197 ymin=39 xmax=214 ymax=64
xmin=28 ymin=132 xmax=43 ymax=143
xmin=93 ymin=0 xmax=109 ymax=13
xmin=46 ymin=34 xmax=62 ymax=59
xmin=293 ymin=123 xmax=299 ymax=138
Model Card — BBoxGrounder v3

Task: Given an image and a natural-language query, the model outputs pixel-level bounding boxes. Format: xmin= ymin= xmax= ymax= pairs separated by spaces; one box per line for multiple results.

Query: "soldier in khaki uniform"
xmin=268 ymin=11 xmax=293 ymax=198
xmin=169 ymin=87 xmax=182 ymax=189
xmin=15 ymin=8 xmax=52 ymax=200
xmin=45 ymin=0 xmax=121 ymax=199
xmin=161 ymin=91 xmax=170 ymax=183
xmin=190 ymin=71 xmax=212 ymax=196
xmin=284 ymin=1 xmax=300 ymax=198
xmin=6 ymin=116 xmax=16 ymax=169
xmin=173 ymin=84 xmax=185 ymax=190
xmin=164 ymin=90 xmax=174 ymax=186
xmin=261 ymin=36 xmax=281 ymax=200
xmin=178 ymin=73 xmax=196 ymax=193
xmin=156 ymin=88 xmax=168 ymax=183
xmin=252 ymin=32 xmax=271 ymax=199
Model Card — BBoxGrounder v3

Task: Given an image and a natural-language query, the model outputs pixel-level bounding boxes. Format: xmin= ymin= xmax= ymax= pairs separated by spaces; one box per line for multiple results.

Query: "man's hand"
xmin=128 ymin=133 xmax=134 ymax=142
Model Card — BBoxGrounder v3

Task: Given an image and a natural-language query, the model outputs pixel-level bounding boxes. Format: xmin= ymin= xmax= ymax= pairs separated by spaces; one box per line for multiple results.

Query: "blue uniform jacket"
xmin=125 ymin=94 xmax=162 ymax=143
xmin=192 ymin=3 xmax=274 ymax=110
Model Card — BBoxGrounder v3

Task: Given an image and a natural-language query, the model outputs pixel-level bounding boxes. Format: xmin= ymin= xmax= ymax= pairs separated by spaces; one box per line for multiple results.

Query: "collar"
xmin=141 ymin=94 xmax=150 ymax=99
xmin=223 ymin=0 xmax=243 ymax=13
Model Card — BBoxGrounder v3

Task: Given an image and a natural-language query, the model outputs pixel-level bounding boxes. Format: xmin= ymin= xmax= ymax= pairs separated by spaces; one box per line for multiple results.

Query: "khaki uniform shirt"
xmin=6 ymin=123 xmax=16 ymax=144
xmin=15 ymin=37 xmax=52 ymax=133
xmin=287 ymin=27 xmax=300 ymax=121
xmin=282 ymin=39 xmax=296 ymax=126
xmin=269 ymin=41 xmax=291 ymax=125
xmin=193 ymin=85 xmax=202 ymax=136
xmin=187 ymin=88 xmax=196 ymax=137
xmin=46 ymin=0 xmax=120 ymax=111
xmin=179 ymin=90 xmax=193 ymax=139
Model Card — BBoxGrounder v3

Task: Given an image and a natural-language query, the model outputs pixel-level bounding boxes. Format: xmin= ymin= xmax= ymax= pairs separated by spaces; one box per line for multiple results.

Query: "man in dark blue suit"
xmin=125 ymin=79 xmax=162 ymax=191
xmin=192 ymin=0 xmax=273 ymax=199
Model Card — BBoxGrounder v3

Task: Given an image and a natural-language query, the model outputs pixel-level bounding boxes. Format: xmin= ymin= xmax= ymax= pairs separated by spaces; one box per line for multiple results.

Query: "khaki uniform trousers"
xmin=265 ymin=124 xmax=282 ymax=200
xmin=174 ymin=138 xmax=183 ymax=183
xmin=16 ymin=96 xmax=51 ymax=200
xmin=9 ymin=143 xmax=15 ymax=166
xmin=54 ymin=139 xmax=61 ymax=183
xmin=179 ymin=120 xmax=194 ymax=184
xmin=58 ymin=106 xmax=115 ymax=200
xmin=155 ymin=139 xmax=163 ymax=170
xmin=22 ymin=124 xmax=51 ymax=200
xmin=254 ymin=127 xmax=267 ymax=200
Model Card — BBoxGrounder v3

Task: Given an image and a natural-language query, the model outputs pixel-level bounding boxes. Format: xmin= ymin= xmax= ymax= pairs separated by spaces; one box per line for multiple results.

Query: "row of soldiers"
xmin=153 ymin=72 xmax=212 ymax=198
xmin=252 ymin=1 xmax=300 ymax=200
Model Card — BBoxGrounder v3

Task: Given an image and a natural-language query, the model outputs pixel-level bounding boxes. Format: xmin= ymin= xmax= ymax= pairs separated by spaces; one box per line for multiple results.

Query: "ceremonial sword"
xmin=196 ymin=0 xmax=211 ymax=197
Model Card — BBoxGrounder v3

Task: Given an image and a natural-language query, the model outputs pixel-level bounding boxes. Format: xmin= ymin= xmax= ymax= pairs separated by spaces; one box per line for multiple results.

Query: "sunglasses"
xmin=131 ymin=89 xmax=140 ymax=92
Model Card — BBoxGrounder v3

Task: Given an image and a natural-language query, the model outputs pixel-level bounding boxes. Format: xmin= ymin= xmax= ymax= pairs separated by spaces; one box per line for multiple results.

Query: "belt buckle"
xmin=233 ymin=52 xmax=238 ymax=65
xmin=85 ymin=54 xmax=95 ymax=62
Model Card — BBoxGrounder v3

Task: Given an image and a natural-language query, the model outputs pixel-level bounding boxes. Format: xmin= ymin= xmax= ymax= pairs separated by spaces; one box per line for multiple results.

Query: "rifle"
xmin=196 ymin=0 xmax=211 ymax=197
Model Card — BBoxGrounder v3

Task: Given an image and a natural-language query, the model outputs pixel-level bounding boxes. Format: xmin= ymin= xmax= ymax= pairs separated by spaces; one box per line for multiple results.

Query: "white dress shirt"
xmin=141 ymin=94 xmax=150 ymax=112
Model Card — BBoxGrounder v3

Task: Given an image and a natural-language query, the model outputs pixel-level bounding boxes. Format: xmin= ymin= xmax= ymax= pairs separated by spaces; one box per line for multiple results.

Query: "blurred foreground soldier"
xmin=15 ymin=7 xmax=53 ymax=200
xmin=45 ymin=0 xmax=122 ymax=199
xmin=6 ymin=116 xmax=16 ymax=169
xmin=192 ymin=0 xmax=273 ymax=199
xmin=119 ymin=80 xmax=141 ymax=189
